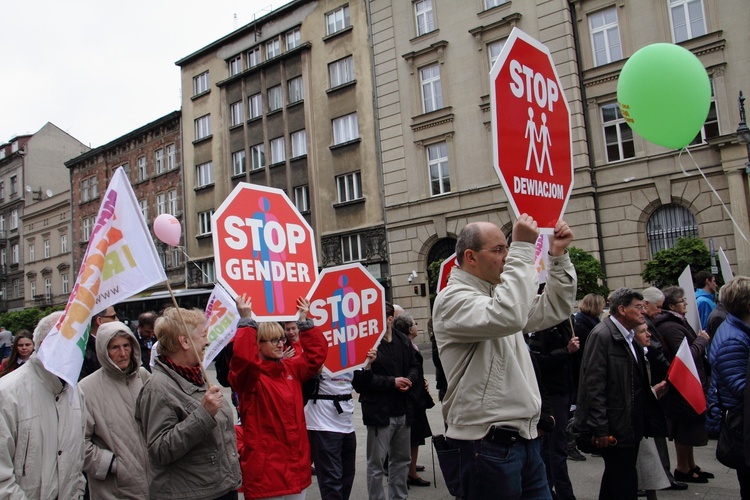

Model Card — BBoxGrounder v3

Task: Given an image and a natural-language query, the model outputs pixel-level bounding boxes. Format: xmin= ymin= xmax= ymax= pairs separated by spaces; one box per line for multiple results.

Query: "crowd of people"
xmin=0 ymin=214 xmax=748 ymax=500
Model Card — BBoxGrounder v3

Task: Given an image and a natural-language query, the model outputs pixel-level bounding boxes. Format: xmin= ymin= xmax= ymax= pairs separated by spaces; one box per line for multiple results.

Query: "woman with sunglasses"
xmin=230 ymin=295 xmax=328 ymax=500
xmin=652 ymin=286 xmax=712 ymax=484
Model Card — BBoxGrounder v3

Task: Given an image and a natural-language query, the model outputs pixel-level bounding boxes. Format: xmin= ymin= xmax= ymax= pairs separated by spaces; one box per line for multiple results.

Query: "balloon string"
xmin=678 ymin=147 xmax=749 ymax=244
xmin=171 ymin=246 xmax=212 ymax=283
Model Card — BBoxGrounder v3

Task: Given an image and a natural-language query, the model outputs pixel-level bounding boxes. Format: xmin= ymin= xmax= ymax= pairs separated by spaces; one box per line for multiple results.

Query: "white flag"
xmin=38 ymin=167 xmax=167 ymax=386
xmin=202 ymin=284 xmax=240 ymax=368
xmin=678 ymin=265 xmax=700 ymax=333
xmin=719 ymin=248 xmax=734 ymax=283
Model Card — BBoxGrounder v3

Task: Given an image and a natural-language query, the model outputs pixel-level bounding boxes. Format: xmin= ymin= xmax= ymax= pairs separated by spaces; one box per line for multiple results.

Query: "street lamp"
xmin=737 ymin=91 xmax=750 ymax=174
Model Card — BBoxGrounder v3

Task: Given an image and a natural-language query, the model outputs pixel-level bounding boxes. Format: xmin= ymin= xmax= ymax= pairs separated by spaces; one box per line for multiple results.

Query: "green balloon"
xmin=617 ymin=43 xmax=711 ymax=149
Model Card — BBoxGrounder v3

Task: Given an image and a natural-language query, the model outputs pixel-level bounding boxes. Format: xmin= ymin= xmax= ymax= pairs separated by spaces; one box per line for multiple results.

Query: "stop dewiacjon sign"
xmin=490 ymin=27 xmax=573 ymax=233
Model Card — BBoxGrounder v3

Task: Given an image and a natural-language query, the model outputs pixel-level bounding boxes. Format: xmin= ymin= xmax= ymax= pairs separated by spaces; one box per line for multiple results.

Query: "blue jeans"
xmin=447 ymin=436 xmax=552 ymax=500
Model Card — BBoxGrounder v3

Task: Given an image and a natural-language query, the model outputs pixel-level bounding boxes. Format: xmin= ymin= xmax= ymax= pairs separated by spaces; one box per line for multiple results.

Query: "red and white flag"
xmin=666 ymin=337 xmax=706 ymax=414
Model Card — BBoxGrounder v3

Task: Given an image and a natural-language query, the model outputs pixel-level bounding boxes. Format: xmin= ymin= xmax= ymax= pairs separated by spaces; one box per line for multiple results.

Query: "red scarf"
xmin=161 ymin=355 xmax=205 ymax=387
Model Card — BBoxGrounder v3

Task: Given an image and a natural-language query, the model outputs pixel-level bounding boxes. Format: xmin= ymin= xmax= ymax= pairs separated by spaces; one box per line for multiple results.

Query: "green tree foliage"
xmin=0 ymin=306 xmax=65 ymax=335
xmin=568 ymin=247 xmax=609 ymax=300
xmin=641 ymin=237 xmax=710 ymax=288
xmin=427 ymin=258 xmax=444 ymax=305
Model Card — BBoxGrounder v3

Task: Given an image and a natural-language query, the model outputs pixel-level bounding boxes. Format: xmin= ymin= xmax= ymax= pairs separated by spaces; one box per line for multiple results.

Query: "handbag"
xmin=714 ymin=351 xmax=749 ymax=469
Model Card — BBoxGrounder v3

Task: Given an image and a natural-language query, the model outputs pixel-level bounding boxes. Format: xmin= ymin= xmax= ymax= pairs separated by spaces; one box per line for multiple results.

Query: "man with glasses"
xmin=79 ymin=306 xmax=118 ymax=380
xmin=432 ymin=215 xmax=576 ymax=499
xmin=576 ymin=288 xmax=660 ymax=500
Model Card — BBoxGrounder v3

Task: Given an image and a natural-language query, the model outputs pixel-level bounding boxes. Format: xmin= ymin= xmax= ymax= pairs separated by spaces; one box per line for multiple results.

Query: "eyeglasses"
xmin=261 ymin=337 xmax=286 ymax=345
xmin=99 ymin=314 xmax=118 ymax=319
xmin=478 ymin=246 xmax=508 ymax=255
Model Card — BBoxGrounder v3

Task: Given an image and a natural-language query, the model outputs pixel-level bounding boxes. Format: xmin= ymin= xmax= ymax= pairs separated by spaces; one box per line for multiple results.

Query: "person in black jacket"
xmin=79 ymin=306 xmax=119 ymax=380
xmin=528 ymin=318 xmax=579 ymax=500
xmin=352 ymin=302 xmax=420 ymax=500
xmin=135 ymin=311 xmax=157 ymax=372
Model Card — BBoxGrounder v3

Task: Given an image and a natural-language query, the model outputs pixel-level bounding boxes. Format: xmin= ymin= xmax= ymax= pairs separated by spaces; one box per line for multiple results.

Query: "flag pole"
xmin=164 ymin=279 xmax=211 ymax=387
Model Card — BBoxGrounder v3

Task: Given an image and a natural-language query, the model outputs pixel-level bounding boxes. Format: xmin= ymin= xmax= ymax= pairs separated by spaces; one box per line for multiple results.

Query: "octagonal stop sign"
xmin=437 ymin=253 xmax=458 ymax=293
xmin=212 ymin=183 xmax=318 ymax=322
xmin=306 ymin=263 xmax=386 ymax=376
xmin=490 ymin=27 xmax=573 ymax=233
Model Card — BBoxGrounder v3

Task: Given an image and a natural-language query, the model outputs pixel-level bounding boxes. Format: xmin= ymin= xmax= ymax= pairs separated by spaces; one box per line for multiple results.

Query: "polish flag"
xmin=666 ymin=337 xmax=706 ymax=414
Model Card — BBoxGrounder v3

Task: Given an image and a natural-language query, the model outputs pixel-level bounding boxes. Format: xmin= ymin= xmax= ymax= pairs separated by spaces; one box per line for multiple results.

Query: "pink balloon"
xmin=153 ymin=214 xmax=182 ymax=246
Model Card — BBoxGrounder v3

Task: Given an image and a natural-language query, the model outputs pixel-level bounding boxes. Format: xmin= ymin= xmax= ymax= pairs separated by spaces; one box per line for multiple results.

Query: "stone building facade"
xmin=176 ymin=0 xmax=388 ymax=291
xmin=66 ymin=111 xmax=184 ymax=290
xmin=369 ymin=0 xmax=750 ymax=329
xmin=0 ymin=123 xmax=88 ymax=311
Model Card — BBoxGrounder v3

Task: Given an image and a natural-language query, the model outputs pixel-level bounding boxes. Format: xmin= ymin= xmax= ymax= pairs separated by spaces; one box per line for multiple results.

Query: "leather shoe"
xmin=692 ymin=466 xmax=714 ymax=479
xmin=674 ymin=469 xmax=708 ymax=483
xmin=407 ymin=476 xmax=431 ymax=487
xmin=668 ymin=481 xmax=688 ymax=490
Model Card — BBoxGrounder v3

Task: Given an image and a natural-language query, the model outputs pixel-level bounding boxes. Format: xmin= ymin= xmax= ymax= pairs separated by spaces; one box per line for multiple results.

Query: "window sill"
xmin=333 ymin=198 xmax=365 ymax=208
xmin=231 ymin=172 xmax=247 ymax=180
xmin=287 ymin=99 xmax=303 ymax=109
xmin=247 ymin=116 xmax=263 ymax=124
xmin=477 ymin=1 xmax=512 ymax=17
xmin=191 ymin=90 xmax=211 ymax=101
xmin=267 ymin=108 xmax=283 ymax=116
xmin=323 ymin=25 xmax=353 ymax=43
xmin=291 ymin=154 xmax=307 ymax=162
xmin=269 ymin=161 xmax=286 ymax=169
xmin=249 ymin=167 xmax=266 ymax=175
xmin=326 ymin=80 xmax=356 ymax=95
xmin=192 ymin=135 xmax=213 ymax=145
xmin=409 ymin=29 xmax=440 ymax=45
xmin=329 ymin=138 xmax=361 ymax=150
xmin=196 ymin=233 xmax=212 ymax=240
xmin=229 ymin=123 xmax=244 ymax=131
xmin=134 ymin=178 xmax=149 ymax=186
xmin=194 ymin=183 xmax=215 ymax=192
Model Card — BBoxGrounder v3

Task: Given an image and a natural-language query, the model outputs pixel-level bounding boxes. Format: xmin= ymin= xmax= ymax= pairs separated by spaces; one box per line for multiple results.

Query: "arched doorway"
xmin=426 ymin=237 xmax=457 ymax=306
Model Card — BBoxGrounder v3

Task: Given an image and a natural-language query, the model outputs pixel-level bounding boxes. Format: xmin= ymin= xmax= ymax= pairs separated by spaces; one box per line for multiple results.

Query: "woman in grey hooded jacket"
xmin=79 ymin=320 xmax=150 ymax=499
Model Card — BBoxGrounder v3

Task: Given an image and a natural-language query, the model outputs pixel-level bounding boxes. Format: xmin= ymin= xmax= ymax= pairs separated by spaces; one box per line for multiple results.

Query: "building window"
xmin=333 ymin=113 xmax=359 ymax=145
xmin=602 ymin=103 xmax=635 ymax=162
xmin=196 ymin=162 xmax=214 ymax=188
xmin=62 ymin=273 xmax=69 ymax=294
xmin=28 ymin=244 xmax=34 ymax=262
xmin=229 ymin=55 xmax=242 ymax=76
xmin=13 ymin=279 xmax=19 ymax=299
xmin=200 ymin=260 xmax=215 ymax=284
xmin=10 ymin=209 xmax=18 ymax=229
xmin=266 ymin=38 xmax=281 ymax=59
xmin=589 ymin=7 xmax=622 ymax=66
xmin=270 ymin=137 xmax=286 ymax=165
xmin=139 ymin=199 xmax=148 ymax=221
xmin=286 ymin=28 xmax=301 ymax=49
xmin=690 ymin=77 xmax=719 ymax=145
xmin=167 ymin=190 xmax=178 ymax=215
xmin=247 ymin=47 xmax=261 ymax=68
xmin=137 ymin=156 xmax=148 ymax=181
xmin=45 ymin=278 xmax=51 ymax=300
xmin=488 ymin=39 xmax=506 ymax=68
xmin=249 ymin=93 xmax=263 ymax=119
xmin=414 ymin=0 xmax=435 ymax=36
xmin=156 ymin=193 xmax=166 ymax=215
xmin=341 ymin=234 xmax=364 ymax=262
xmin=329 ymin=56 xmax=354 ymax=87
xmin=420 ymin=63 xmax=443 ymax=113
xmin=82 ymin=217 xmax=93 ymax=241
xmin=193 ymin=71 xmax=209 ymax=96
xmin=326 ymin=5 xmax=350 ymax=35
xmin=195 ymin=114 xmax=211 ymax=140
xmin=294 ymin=185 xmax=310 ymax=213
xmin=11 ymin=243 xmax=19 ymax=264
xmin=484 ymin=0 xmax=508 ymax=9
xmin=155 ymin=148 xmax=165 ymax=174
xmin=427 ymin=141 xmax=451 ymax=196
xmin=44 ymin=239 xmax=49 ymax=258
xmin=647 ymin=204 xmax=698 ymax=256
xmin=10 ymin=176 xmax=17 ymax=196
xmin=167 ymin=247 xmax=181 ymax=269
xmin=0 ymin=215 xmax=4 ymax=232
xmin=336 ymin=171 xmax=362 ymax=203
xmin=61 ymin=233 xmax=67 ymax=253
xmin=268 ymin=85 xmax=283 ymax=112
xmin=166 ymin=144 xmax=176 ymax=170
xmin=251 ymin=144 xmax=266 ymax=170
xmin=669 ymin=0 xmax=706 ymax=43
xmin=30 ymin=281 xmax=36 ymax=299
xmin=230 ymin=100 xmax=244 ymax=126
xmin=89 ymin=177 xmax=98 ymax=200
xmin=232 ymin=150 xmax=247 ymax=176
xmin=198 ymin=210 xmax=213 ymax=235
xmin=291 ymin=130 xmax=307 ymax=158
xmin=0 ymin=248 xmax=5 ymax=266
xmin=0 ymin=182 xmax=4 ymax=199
xmin=288 ymin=76 xmax=304 ymax=104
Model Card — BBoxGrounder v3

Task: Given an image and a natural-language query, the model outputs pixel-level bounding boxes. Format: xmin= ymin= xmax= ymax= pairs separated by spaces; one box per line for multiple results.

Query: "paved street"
xmin=214 ymin=343 xmax=742 ymax=500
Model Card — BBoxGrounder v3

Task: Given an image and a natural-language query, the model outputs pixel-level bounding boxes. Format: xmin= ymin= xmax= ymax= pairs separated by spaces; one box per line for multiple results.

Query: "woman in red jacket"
xmin=229 ymin=295 xmax=328 ymax=500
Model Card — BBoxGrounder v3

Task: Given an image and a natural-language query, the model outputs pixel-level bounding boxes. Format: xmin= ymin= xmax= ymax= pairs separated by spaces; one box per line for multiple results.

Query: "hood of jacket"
xmin=95 ymin=321 xmax=141 ymax=377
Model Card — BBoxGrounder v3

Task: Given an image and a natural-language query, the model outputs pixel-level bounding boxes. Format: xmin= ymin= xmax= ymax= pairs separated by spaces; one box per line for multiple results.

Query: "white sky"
xmin=1 ymin=0 xmax=293 ymax=148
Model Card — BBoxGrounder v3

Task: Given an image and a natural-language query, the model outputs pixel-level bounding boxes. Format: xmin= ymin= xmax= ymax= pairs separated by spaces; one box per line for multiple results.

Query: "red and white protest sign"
xmin=437 ymin=253 xmax=458 ymax=293
xmin=490 ymin=27 xmax=573 ymax=233
xmin=212 ymin=183 xmax=318 ymax=322
xmin=306 ymin=263 xmax=386 ymax=376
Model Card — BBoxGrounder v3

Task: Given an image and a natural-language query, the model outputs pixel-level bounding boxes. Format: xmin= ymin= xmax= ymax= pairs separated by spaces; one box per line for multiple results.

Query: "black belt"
xmin=483 ymin=425 xmax=521 ymax=445
xmin=308 ymin=394 xmax=352 ymax=414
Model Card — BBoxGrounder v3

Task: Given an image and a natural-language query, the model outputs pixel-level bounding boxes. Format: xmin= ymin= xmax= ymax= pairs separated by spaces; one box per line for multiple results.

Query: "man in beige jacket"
xmin=432 ymin=215 xmax=577 ymax=500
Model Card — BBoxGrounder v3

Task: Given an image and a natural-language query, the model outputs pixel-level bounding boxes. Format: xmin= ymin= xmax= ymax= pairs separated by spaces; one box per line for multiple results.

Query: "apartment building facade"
xmin=66 ymin=111 xmax=184 ymax=291
xmin=369 ymin=0 xmax=750 ymax=326
xmin=0 ymin=123 xmax=88 ymax=311
xmin=176 ymin=0 xmax=388 ymax=291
